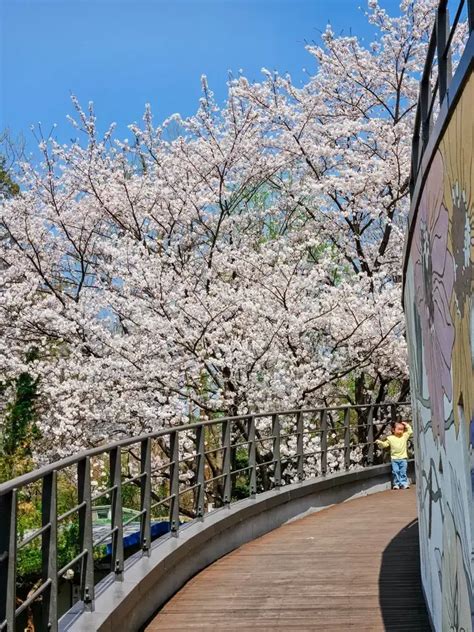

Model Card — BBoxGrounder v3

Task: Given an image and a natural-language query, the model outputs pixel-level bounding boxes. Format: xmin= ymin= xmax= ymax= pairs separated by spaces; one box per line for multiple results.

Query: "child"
xmin=376 ymin=420 xmax=413 ymax=490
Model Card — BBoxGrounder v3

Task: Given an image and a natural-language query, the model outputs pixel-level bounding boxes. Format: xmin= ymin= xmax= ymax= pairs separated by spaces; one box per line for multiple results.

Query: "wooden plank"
xmin=146 ymin=488 xmax=430 ymax=631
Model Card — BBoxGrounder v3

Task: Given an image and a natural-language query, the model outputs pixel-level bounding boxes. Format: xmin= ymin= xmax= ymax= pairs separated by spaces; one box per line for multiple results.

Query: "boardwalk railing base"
xmin=62 ymin=463 xmax=413 ymax=632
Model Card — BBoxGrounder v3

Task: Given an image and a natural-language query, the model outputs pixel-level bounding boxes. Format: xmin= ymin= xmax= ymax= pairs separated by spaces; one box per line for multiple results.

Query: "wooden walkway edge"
xmin=145 ymin=488 xmax=430 ymax=631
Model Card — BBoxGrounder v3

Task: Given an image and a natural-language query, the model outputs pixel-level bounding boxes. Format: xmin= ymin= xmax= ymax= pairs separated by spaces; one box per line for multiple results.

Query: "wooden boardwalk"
xmin=145 ymin=488 xmax=430 ymax=631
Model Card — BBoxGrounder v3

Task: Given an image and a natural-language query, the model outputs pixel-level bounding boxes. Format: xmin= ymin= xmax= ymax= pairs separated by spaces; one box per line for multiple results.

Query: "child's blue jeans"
xmin=391 ymin=459 xmax=408 ymax=487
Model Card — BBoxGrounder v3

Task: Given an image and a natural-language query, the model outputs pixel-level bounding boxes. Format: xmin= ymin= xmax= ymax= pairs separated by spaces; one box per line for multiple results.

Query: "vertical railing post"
xmin=140 ymin=438 xmax=152 ymax=555
xmin=248 ymin=416 xmax=257 ymax=496
xmin=410 ymin=144 xmax=418 ymax=189
xmin=296 ymin=410 xmax=304 ymax=481
xmin=410 ymin=104 xmax=421 ymax=194
xmin=272 ymin=413 xmax=281 ymax=488
xmin=42 ymin=471 xmax=58 ymax=632
xmin=420 ymin=72 xmax=431 ymax=150
xmin=222 ymin=420 xmax=232 ymax=504
xmin=367 ymin=406 xmax=375 ymax=466
xmin=110 ymin=447 xmax=124 ymax=579
xmin=169 ymin=431 xmax=180 ymax=533
xmin=437 ymin=4 xmax=452 ymax=103
xmin=77 ymin=457 xmax=94 ymax=610
xmin=195 ymin=425 xmax=205 ymax=517
xmin=390 ymin=403 xmax=397 ymax=425
xmin=0 ymin=489 xmax=17 ymax=631
xmin=344 ymin=409 xmax=351 ymax=470
xmin=320 ymin=410 xmax=328 ymax=476
xmin=467 ymin=0 xmax=474 ymax=33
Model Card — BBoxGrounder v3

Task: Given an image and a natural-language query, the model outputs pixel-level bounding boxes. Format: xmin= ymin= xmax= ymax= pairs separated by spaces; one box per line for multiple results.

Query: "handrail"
xmin=0 ymin=402 xmax=406 ymax=495
xmin=0 ymin=401 xmax=410 ymax=631
xmin=410 ymin=0 xmax=473 ymax=195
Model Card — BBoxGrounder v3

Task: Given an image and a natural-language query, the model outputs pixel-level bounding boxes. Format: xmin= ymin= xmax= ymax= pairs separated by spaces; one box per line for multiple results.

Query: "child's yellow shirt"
xmin=376 ymin=424 xmax=413 ymax=459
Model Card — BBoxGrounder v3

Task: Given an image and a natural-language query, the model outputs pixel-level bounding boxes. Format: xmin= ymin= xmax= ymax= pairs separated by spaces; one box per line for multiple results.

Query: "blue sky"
xmin=1 ymin=0 xmax=402 ymax=153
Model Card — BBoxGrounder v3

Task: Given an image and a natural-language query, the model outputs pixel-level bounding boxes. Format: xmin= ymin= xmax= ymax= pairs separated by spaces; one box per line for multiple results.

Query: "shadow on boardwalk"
xmin=379 ymin=518 xmax=431 ymax=631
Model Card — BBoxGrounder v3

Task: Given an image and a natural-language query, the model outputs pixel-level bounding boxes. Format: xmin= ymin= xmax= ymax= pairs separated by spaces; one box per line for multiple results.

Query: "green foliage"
xmin=16 ymin=521 xmax=82 ymax=583
xmin=15 ymin=475 xmax=106 ymax=588
xmin=232 ymin=447 xmax=250 ymax=500
xmin=306 ymin=241 xmax=352 ymax=286
xmin=0 ymin=154 xmax=19 ymax=198
xmin=2 ymin=373 xmax=41 ymax=456
xmin=0 ymin=350 xmax=41 ymax=482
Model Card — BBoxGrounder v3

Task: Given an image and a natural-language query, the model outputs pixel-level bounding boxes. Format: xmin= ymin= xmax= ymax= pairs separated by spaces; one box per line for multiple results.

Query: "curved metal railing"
xmin=0 ymin=401 xmax=410 ymax=632
xmin=410 ymin=0 xmax=474 ymax=195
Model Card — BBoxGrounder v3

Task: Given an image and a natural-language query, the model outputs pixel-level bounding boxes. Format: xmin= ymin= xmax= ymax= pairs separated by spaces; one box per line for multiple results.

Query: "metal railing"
xmin=0 ymin=401 xmax=410 ymax=632
xmin=410 ymin=0 xmax=474 ymax=195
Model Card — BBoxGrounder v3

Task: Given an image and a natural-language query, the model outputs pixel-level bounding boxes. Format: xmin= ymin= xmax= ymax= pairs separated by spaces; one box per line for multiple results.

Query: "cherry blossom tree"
xmin=0 ymin=0 xmax=442 ymax=459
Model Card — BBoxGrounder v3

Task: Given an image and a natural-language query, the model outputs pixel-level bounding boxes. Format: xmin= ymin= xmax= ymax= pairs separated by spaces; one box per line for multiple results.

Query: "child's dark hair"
xmin=391 ymin=419 xmax=405 ymax=431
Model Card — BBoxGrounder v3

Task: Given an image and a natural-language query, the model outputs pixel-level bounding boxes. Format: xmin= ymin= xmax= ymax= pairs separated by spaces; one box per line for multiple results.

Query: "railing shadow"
xmin=378 ymin=518 xmax=431 ymax=631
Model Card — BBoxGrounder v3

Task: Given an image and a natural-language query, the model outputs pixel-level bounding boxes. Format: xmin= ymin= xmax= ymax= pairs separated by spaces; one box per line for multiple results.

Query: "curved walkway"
xmin=145 ymin=487 xmax=430 ymax=631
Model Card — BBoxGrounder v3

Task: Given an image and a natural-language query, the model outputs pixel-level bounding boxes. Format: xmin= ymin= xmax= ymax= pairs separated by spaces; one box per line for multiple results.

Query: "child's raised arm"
xmin=403 ymin=422 xmax=413 ymax=438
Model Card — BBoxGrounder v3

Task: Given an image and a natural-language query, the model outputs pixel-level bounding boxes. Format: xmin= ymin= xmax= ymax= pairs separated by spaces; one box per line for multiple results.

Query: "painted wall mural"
xmin=404 ymin=72 xmax=474 ymax=631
